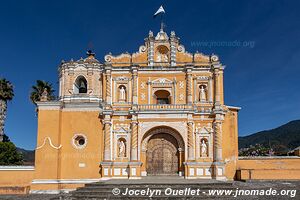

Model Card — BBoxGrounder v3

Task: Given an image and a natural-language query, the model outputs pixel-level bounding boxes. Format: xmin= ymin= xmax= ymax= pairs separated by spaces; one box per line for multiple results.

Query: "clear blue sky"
xmin=1 ymin=0 xmax=300 ymax=150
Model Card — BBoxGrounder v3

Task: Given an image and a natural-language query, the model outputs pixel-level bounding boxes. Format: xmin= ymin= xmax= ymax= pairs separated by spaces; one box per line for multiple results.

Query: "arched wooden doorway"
xmin=146 ymin=133 xmax=180 ymax=175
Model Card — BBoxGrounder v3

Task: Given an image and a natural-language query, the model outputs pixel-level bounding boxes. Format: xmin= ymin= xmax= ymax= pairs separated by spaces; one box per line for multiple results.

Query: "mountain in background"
xmin=16 ymin=147 xmax=35 ymax=165
xmin=239 ymin=120 xmax=300 ymax=154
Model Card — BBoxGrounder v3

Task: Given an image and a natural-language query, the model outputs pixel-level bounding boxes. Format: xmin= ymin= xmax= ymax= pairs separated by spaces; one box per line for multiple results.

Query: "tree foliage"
xmin=0 ymin=135 xmax=23 ymax=165
xmin=0 ymin=78 xmax=14 ymax=141
xmin=0 ymin=78 xmax=14 ymax=102
xmin=29 ymin=80 xmax=55 ymax=106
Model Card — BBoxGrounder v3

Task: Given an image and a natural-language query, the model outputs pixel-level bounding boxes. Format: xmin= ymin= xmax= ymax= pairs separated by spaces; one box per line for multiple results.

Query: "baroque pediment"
xmin=104 ymin=30 xmax=214 ymax=67
xmin=151 ymin=78 xmax=173 ymax=85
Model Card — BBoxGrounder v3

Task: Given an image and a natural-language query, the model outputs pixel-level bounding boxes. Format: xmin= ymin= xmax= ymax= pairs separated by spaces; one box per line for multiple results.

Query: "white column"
xmin=148 ymin=78 xmax=151 ymax=104
xmin=208 ymin=77 xmax=213 ymax=102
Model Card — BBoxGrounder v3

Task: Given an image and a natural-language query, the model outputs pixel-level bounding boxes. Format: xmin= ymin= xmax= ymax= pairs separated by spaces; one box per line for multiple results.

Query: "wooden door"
xmin=146 ymin=133 xmax=178 ymax=175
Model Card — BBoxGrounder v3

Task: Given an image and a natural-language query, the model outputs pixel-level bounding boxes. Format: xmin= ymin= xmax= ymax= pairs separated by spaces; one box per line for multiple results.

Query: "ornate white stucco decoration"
xmin=139 ymin=121 xmax=187 ymax=153
xmin=211 ymin=55 xmax=219 ymax=62
xmin=104 ymin=54 xmax=112 ymax=62
xmin=74 ymin=64 xmax=87 ymax=70
xmin=155 ymin=30 xmax=169 ymax=40
xmin=152 ymin=78 xmax=173 ymax=85
xmin=114 ymin=77 xmax=131 ymax=81
xmin=139 ymin=45 xmax=147 ymax=53
xmin=195 ymin=123 xmax=213 ymax=134
xmin=196 ymin=76 xmax=210 ymax=80
xmin=140 ymin=82 xmax=146 ymax=89
xmin=141 ymin=127 xmax=185 ymax=151
xmin=36 ymin=137 xmax=62 ymax=150
xmin=179 ymin=81 xmax=184 ymax=88
xmin=141 ymin=93 xmax=146 ymax=100
xmin=114 ymin=124 xmax=130 ymax=133
xmin=179 ymin=94 xmax=184 ymax=101
xmin=177 ymin=45 xmax=185 ymax=53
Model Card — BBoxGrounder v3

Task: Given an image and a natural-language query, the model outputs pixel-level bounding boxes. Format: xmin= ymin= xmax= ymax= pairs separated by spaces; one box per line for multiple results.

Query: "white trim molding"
xmin=36 ymin=137 xmax=62 ymax=150
xmin=30 ymin=189 xmax=75 ymax=194
xmin=31 ymin=179 xmax=100 ymax=184
xmin=0 ymin=166 xmax=35 ymax=171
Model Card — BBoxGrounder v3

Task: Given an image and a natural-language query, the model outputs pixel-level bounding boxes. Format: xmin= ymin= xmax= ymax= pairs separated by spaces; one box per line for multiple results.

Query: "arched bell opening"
xmin=74 ymin=76 xmax=88 ymax=94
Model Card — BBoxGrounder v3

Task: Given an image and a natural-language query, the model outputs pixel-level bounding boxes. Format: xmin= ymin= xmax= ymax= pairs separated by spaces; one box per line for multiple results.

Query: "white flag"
xmin=154 ymin=5 xmax=165 ymax=18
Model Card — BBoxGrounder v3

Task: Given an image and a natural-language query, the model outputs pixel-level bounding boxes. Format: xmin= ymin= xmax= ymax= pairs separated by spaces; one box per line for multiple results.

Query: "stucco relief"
xmin=138 ymin=121 xmax=187 ymax=153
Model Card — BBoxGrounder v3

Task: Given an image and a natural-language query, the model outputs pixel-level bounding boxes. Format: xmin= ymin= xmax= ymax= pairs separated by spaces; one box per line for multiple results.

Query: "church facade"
xmin=29 ymin=29 xmax=241 ymax=191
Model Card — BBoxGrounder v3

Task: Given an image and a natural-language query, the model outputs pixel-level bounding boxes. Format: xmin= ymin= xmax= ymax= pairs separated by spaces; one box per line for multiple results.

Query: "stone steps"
xmin=64 ymin=181 xmax=234 ymax=200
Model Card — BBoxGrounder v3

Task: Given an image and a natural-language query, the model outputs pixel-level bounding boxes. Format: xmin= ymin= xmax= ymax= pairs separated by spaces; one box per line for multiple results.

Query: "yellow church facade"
xmin=34 ymin=29 xmax=239 ymax=183
xmin=0 ymin=29 xmax=300 ymax=194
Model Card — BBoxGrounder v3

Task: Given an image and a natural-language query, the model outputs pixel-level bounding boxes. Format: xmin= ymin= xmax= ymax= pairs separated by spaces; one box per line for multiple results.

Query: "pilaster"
xmin=132 ymin=65 xmax=138 ymax=105
xmin=105 ymin=64 xmax=112 ymax=104
xmin=187 ymin=121 xmax=195 ymax=160
xmin=186 ymin=65 xmax=193 ymax=104
xmin=103 ymin=115 xmax=112 ymax=161
xmin=130 ymin=117 xmax=138 ymax=161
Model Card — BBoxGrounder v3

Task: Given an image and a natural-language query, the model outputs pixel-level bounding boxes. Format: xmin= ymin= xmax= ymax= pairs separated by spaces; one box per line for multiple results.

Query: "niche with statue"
xmin=117 ymin=138 xmax=127 ymax=158
xmin=200 ymin=138 xmax=209 ymax=157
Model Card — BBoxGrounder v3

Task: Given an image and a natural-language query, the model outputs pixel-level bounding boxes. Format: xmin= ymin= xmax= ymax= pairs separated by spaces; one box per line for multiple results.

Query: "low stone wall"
xmin=236 ymin=157 xmax=300 ymax=180
xmin=0 ymin=166 xmax=35 ymax=194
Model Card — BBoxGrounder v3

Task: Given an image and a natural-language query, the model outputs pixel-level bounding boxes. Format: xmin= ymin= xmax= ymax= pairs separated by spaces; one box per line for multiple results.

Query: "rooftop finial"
xmin=86 ymin=50 xmax=96 ymax=58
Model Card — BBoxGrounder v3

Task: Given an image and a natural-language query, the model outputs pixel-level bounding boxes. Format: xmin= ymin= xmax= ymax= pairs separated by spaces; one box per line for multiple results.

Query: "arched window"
xmin=74 ymin=76 xmax=87 ymax=94
xmin=154 ymin=90 xmax=171 ymax=104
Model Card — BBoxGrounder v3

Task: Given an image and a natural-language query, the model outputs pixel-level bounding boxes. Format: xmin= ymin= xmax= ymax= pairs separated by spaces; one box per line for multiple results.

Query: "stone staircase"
xmin=55 ymin=177 xmax=235 ymax=200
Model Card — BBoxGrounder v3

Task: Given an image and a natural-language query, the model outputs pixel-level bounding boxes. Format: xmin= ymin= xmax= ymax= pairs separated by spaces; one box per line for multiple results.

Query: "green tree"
xmin=2 ymin=134 xmax=10 ymax=142
xmin=0 ymin=78 xmax=14 ymax=142
xmin=0 ymin=141 xmax=23 ymax=165
xmin=29 ymin=80 xmax=55 ymax=107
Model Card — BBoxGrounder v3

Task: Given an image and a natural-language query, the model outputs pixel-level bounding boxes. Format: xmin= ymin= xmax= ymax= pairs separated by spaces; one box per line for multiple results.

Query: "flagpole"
xmin=160 ymin=12 xmax=164 ymax=31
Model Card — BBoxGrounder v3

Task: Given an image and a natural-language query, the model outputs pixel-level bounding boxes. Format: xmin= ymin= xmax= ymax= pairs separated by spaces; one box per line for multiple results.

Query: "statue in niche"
xmin=118 ymin=140 xmax=126 ymax=157
xmin=156 ymin=53 xmax=168 ymax=62
xmin=199 ymin=85 xmax=207 ymax=102
xmin=119 ymin=86 xmax=126 ymax=102
xmin=201 ymin=139 xmax=208 ymax=157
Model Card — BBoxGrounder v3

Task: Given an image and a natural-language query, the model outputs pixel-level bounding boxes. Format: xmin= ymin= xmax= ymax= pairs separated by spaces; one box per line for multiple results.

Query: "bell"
xmin=79 ymin=81 xmax=87 ymax=93
xmin=80 ymin=81 xmax=86 ymax=89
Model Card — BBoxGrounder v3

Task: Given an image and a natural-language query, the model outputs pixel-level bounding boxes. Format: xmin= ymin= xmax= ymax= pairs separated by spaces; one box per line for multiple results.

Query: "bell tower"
xmin=58 ymin=50 xmax=103 ymax=102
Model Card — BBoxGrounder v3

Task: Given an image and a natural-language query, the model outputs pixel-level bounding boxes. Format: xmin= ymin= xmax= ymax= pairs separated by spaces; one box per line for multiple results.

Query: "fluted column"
xmin=213 ymin=120 xmax=222 ymax=162
xmin=187 ymin=121 xmax=195 ymax=160
xmin=131 ymin=120 xmax=138 ymax=161
xmin=103 ymin=119 xmax=112 ymax=161
xmin=186 ymin=66 xmax=193 ymax=104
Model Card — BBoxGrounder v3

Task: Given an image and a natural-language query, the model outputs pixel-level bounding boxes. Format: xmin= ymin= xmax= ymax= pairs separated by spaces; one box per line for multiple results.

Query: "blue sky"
xmin=0 ymin=0 xmax=300 ymax=150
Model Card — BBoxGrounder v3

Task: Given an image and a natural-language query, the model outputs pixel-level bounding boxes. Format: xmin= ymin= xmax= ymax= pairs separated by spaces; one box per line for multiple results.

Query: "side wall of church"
xmin=31 ymin=107 xmax=103 ymax=191
xmin=58 ymin=111 xmax=103 ymax=179
xmin=222 ymin=108 xmax=239 ymax=180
